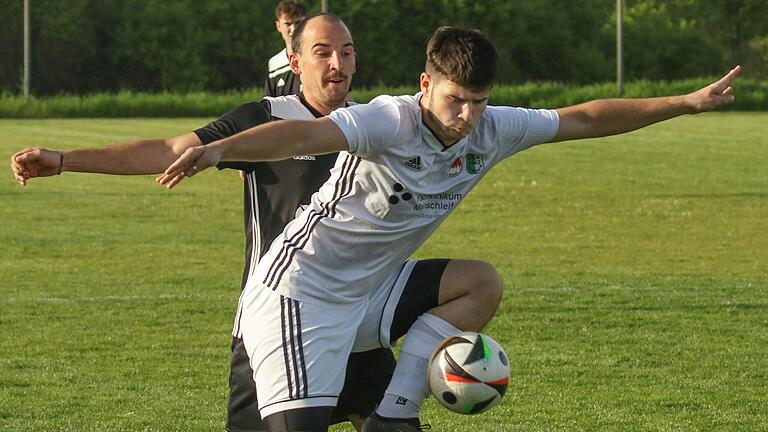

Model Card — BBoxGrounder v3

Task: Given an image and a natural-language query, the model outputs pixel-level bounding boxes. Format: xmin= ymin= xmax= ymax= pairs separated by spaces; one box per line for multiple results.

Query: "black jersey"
xmin=264 ymin=49 xmax=302 ymax=97
xmin=194 ymin=94 xmax=337 ymax=290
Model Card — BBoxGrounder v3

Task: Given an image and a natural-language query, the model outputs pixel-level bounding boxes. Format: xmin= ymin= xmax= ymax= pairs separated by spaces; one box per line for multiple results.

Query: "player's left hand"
xmin=685 ymin=65 xmax=742 ymax=113
xmin=156 ymin=145 xmax=221 ymax=189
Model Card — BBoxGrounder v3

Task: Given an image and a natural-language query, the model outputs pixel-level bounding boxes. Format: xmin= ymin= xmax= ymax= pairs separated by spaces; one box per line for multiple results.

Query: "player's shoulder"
xmin=219 ymin=100 xmax=272 ymax=122
xmin=357 ymin=93 xmax=419 ymax=119
xmin=483 ymin=104 xmax=527 ymax=118
xmin=268 ymin=49 xmax=290 ymax=73
xmin=481 ymin=104 xmax=558 ymax=126
xmin=262 ymin=94 xmax=316 ymax=121
xmin=367 ymin=93 xmax=418 ymax=108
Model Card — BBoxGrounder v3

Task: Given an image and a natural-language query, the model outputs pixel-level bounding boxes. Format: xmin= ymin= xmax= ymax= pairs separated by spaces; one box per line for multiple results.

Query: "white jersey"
xmin=250 ymin=93 xmax=559 ymax=304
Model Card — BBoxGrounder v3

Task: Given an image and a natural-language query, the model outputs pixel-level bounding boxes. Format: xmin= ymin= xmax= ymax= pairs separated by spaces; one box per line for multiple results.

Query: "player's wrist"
xmin=56 ymin=151 xmax=64 ymax=175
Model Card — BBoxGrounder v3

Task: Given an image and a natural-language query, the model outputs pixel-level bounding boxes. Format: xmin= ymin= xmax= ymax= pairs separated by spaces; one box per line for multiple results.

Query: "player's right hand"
xmin=9 ymin=147 xmax=62 ymax=186
xmin=156 ymin=145 xmax=221 ymax=189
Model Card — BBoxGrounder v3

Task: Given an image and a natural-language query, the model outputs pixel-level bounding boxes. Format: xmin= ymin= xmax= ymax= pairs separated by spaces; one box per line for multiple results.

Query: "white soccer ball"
xmin=427 ymin=332 xmax=510 ymax=415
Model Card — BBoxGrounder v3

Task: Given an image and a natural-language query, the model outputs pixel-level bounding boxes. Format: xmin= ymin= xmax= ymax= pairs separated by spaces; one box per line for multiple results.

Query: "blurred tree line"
xmin=1 ymin=0 xmax=766 ymax=95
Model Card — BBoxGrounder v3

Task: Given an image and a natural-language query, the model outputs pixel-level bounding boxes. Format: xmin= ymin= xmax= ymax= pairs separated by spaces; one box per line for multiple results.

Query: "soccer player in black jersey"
xmin=11 ymin=14 xmax=504 ymax=432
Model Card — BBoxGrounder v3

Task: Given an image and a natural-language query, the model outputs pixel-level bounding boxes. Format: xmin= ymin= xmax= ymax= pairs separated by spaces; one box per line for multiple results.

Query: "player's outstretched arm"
xmin=157 ymin=117 xmax=348 ymax=189
xmin=9 ymin=133 xmax=202 ymax=186
xmin=551 ymin=65 xmax=742 ymax=143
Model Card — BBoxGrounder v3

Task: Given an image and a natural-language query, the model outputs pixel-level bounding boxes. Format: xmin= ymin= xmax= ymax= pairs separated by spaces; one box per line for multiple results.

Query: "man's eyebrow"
xmin=311 ymin=42 xmax=355 ymax=49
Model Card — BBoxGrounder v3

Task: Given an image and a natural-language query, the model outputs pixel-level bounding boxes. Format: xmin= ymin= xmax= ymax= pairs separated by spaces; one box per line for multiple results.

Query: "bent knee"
xmin=443 ymin=259 xmax=503 ymax=309
xmin=472 ymin=260 xmax=503 ymax=308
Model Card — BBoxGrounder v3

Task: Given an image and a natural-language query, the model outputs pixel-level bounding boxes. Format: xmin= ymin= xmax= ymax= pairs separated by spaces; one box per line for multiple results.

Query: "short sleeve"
xmin=489 ymin=107 xmax=559 ymax=159
xmin=329 ymin=96 xmax=400 ymax=158
xmin=194 ymin=101 xmax=272 ymax=171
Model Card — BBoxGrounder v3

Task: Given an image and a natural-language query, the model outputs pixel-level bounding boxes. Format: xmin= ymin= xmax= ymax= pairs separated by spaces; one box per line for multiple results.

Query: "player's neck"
xmin=303 ymin=93 xmax=345 ymax=116
xmin=419 ymin=100 xmax=459 ymax=148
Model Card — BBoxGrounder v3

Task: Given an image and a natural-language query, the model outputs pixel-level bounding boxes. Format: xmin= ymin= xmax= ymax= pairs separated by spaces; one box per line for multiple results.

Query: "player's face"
xmin=419 ymin=73 xmax=490 ymax=146
xmin=275 ymin=13 xmax=304 ymax=49
xmin=290 ymin=18 xmax=356 ymax=113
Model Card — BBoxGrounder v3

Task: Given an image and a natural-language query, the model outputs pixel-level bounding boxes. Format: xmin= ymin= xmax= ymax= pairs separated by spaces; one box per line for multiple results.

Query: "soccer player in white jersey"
xmin=159 ymin=27 xmax=741 ymax=432
xmin=11 ymin=16 xmax=506 ymax=432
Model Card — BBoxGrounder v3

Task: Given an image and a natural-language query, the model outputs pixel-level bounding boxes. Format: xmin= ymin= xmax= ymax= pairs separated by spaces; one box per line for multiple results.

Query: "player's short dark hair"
xmin=276 ymin=0 xmax=306 ymax=20
xmin=291 ymin=13 xmax=350 ymax=55
xmin=425 ymin=27 xmax=498 ymax=91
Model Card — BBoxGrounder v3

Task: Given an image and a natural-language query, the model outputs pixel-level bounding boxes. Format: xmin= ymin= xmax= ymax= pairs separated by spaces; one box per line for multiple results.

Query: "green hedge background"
xmin=1 ymin=77 xmax=765 ymax=118
xmin=1 ymin=0 xmax=766 ymax=95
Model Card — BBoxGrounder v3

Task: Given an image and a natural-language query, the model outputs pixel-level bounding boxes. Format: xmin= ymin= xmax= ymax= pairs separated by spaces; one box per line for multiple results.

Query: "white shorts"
xmin=236 ymin=258 xmax=444 ymax=418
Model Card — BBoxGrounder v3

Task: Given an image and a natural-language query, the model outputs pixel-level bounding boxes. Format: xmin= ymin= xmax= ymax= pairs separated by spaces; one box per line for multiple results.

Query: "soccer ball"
xmin=427 ymin=332 xmax=510 ymax=415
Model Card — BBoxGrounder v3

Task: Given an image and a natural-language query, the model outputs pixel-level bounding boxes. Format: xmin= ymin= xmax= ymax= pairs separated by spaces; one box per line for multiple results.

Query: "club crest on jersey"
xmin=447 ymin=157 xmax=463 ymax=177
xmin=465 ymin=153 xmax=484 ymax=174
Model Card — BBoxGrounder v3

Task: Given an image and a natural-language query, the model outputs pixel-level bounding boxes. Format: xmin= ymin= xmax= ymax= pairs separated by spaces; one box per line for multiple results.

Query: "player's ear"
xmin=275 ymin=20 xmax=281 ymax=33
xmin=289 ymin=53 xmax=301 ymax=74
xmin=420 ymin=73 xmax=432 ymax=97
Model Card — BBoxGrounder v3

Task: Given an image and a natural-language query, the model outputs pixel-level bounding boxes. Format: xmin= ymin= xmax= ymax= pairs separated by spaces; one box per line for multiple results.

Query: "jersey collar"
xmin=298 ymin=92 xmax=353 ymax=119
xmin=298 ymin=92 xmax=325 ymax=119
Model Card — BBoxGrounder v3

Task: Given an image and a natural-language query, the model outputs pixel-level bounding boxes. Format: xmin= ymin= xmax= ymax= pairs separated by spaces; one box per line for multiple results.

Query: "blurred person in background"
xmin=265 ymin=0 xmax=306 ymax=97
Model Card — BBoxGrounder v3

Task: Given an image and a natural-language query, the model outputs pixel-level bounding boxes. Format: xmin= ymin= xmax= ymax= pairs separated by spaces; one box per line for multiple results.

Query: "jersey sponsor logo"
xmin=388 ymin=182 xmax=413 ymax=205
xmin=447 ymin=157 xmax=463 ymax=177
xmin=293 ymin=155 xmax=316 ymax=160
xmin=465 ymin=153 xmax=484 ymax=174
xmin=402 ymin=156 xmax=422 ymax=171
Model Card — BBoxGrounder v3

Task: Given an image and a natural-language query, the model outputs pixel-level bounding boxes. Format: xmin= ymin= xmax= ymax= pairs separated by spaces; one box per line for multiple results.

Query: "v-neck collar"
xmin=298 ymin=92 xmax=325 ymax=119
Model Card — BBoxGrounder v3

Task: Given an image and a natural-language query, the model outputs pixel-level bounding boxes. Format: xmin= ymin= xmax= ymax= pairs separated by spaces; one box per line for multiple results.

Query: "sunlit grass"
xmin=1 ymin=114 xmax=766 ymax=431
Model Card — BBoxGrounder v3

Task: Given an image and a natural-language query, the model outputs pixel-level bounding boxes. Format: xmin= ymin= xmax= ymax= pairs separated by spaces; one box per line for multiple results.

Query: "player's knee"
xmin=472 ymin=260 xmax=503 ymax=312
xmin=477 ymin=261 xmax=504 ymax=312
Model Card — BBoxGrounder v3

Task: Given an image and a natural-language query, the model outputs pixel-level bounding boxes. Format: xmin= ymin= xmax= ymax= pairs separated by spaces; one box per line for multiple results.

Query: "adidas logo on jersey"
xmin=402 ymin=156 xmax=422 ymax=171
xmin=293 ymin=155 xmax=316 ymax=160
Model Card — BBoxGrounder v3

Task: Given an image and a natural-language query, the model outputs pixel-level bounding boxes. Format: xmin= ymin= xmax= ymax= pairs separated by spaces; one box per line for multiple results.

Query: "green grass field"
xmin=1 ymin=114 xmax=766 ymax=431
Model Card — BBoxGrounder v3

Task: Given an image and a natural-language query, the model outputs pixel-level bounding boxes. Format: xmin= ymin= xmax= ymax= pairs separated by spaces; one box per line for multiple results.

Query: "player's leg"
xmin=333 ymin=348 xmax=396 ymax=431
xmin=227 ymin=337 xmax=392 ymax=432
xmin=226 ymin=336 xmax=267 ymax=432
xmin=262 ymin=407 xmax=334 ymax=432
xmin=361 ymin=259 xmax=503 ymax=430
xmin=239 ymin=284 xmax=368 ymax=432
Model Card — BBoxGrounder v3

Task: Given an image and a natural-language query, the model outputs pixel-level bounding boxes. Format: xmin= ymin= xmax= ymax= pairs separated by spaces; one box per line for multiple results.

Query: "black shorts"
xmin=226 ymin=258 xmax=448 ymax=431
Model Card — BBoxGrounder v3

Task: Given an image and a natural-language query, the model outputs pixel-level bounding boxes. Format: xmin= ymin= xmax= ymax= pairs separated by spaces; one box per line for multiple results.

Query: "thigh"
xmin=227 ymin=336 xmax=266 ymax=432
xmin=333 ymin=348 xmax=396 ymax=422
xmin=228 ymin=336 xmax=384 ymax=429
xmin=353 ymin=259 xmax=447 ymax=351
xmin=263 ymin=406 xmax=333 ymax=432
xmin=241 ymin=286 xmax=368 ymax=419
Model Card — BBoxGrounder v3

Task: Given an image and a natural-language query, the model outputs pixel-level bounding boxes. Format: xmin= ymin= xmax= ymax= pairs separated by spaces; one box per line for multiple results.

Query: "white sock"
xmin=376 ymin=313 xmax=460 ymax=419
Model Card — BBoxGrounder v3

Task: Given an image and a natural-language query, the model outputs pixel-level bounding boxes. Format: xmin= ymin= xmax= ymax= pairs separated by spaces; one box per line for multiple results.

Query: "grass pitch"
xmin=1 ymin=114 xmax=766 ymax=431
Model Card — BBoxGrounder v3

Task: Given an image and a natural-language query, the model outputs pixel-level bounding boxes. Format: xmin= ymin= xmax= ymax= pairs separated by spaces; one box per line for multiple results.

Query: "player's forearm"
xmin=215 ymin=119 xmax=344 ymax=162
xmin=556 ymin=96 xmax=693 ymax=141
xmin=63 ymin=139 xmax=179 ymax=175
